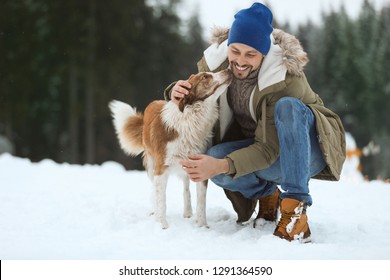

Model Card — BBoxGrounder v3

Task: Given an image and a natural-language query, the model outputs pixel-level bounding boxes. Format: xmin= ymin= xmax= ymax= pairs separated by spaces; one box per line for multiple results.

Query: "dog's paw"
xmin=183 ymin=210 xmax=193 ymax=219
xmin=198 ymin=223 xmax=210 ymax=229
xmin=161 ymin=220 xmax=169 ymax=230
xmin=253 ymin=217 xmax=267 ymax=228
xmin=157 ymin=217 xmax=169 ymax=229
xmin=154 ymin=213 xmax=169 ymax=229
xmin=196 ymin=219 xmax=209 ymax=228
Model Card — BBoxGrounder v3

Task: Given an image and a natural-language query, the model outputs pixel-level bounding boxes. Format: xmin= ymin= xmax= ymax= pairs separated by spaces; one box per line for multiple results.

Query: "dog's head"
xmin=178 ymin=69 xmax=232 ymax=112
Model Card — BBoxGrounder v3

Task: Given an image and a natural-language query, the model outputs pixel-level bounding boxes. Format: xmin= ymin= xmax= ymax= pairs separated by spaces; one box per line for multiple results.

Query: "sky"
xmin=180 ymin=0 xmax=390 ymax=38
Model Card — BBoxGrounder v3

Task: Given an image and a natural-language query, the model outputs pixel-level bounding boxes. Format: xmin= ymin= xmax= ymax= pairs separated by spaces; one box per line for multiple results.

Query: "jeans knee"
xmin=275 ymin=97 xmax=308 ymax=125
xmin=207 ymin=139 xmax=254 ymax=159
xmin=206 ymin=145 xmax=223 ymax=159
xmin=275 ymin=96 xmax=299 ymax=116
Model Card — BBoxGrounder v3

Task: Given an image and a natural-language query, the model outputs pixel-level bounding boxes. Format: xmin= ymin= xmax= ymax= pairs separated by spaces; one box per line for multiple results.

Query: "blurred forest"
xmin=0 ymin=0 xmax=389 ymax=179
xmin=0 ymin=0 xmax=205 ymax=170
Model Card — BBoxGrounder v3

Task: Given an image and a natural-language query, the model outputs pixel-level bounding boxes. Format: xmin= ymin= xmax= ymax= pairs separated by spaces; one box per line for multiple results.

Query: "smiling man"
xmin=165 ymin=2 xmax=346 ymax=242
xmin=228 ymin=43 xmax=264 ymax=79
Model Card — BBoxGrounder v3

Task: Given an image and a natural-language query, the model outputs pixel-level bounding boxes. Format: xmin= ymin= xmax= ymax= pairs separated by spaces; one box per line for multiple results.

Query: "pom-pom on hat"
xmin=228 ymin=2 xmax=273 ymax=55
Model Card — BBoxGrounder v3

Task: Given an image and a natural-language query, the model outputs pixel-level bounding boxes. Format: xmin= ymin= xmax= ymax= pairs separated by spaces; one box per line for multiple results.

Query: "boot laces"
xmin=277 ymin=202 xmax=305 ymax=234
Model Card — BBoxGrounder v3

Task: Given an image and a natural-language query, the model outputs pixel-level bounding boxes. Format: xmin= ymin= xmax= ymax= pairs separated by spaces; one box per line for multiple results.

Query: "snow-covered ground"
xmin=0 ymin=152 xmax=389 ymax=260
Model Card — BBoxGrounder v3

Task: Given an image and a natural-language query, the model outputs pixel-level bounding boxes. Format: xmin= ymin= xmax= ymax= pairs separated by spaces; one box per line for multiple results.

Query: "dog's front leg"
xmin=182 ymin=177 xmax=193 ymax=218
xmin=196 ymin=180 xmax=208 ymax=228
xmin=154 ymin=174 xmax=169 ymax=229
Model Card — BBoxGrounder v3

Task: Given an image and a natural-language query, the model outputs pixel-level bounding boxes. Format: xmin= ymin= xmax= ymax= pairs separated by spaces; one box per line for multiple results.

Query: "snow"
xmin=1 ymin=152 xmax=390 ymax=260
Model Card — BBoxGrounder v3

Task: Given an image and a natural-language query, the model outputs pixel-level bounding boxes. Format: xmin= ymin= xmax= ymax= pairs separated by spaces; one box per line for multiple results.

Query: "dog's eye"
xmin=202 ymin=74 xmax=210 ymax=80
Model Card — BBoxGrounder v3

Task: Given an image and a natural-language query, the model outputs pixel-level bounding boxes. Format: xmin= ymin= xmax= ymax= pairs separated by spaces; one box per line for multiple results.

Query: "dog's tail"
xmin=109 ymin=100 xmax=144 ymax=156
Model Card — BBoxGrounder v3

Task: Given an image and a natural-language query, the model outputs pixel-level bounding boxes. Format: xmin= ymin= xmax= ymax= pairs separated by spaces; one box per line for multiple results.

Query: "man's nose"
xmin=236 ymin=55 xmax=246 ymax=66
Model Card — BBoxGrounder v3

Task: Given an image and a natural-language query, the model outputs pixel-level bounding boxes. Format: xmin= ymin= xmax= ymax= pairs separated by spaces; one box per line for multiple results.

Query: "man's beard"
xmin=230 ymin=61 xmax=254 ymax=80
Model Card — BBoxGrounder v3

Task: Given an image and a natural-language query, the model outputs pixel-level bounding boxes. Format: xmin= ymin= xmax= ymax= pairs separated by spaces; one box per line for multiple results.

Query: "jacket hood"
xmin=209 ymin=27 xmax=309 ymax=76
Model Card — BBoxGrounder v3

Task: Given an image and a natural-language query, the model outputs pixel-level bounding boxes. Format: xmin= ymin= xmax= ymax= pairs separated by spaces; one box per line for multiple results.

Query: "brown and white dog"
xmin=109 ymin=69 xmax=232 ymax=229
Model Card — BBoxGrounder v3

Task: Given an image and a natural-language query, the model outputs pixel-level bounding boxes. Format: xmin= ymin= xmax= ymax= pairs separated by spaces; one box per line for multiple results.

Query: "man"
xmin=165 ymin=3 xmax=346 ymax=242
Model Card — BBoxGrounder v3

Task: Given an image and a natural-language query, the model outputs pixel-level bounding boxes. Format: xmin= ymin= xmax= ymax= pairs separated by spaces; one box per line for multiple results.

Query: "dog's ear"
xmin=178 ymin=94 xmax=188 ymax=112
xmin=178 ymin=92 xmax=195 ymax=112
xmin=178 ymin=78 xmax=194 ymax=112
xmin=178 ymin=97 xmax=186 ymax=112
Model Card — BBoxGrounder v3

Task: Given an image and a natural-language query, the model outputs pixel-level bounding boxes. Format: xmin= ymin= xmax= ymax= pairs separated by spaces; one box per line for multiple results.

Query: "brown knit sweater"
xmin=226 ymin=67 xmax=260 ymax=138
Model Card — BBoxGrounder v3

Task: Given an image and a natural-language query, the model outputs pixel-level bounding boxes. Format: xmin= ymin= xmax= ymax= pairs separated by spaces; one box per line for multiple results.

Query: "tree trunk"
xmin=85 ymin=0 xmax=96 ymax=164
xmin=69 ymin=53 xmax=79 ymax=163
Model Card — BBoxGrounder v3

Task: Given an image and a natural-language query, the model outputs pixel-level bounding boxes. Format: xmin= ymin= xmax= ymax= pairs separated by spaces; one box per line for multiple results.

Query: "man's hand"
xmin=171 ymin=80 xmax=191 ymax=105
xmin=180 ymin=155 xmax=229 ymax=182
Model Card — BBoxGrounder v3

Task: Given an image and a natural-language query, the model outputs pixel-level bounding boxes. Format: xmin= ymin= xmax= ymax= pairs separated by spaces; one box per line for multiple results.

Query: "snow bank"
xmin=0 ymin=153 xmax=389 ymax=260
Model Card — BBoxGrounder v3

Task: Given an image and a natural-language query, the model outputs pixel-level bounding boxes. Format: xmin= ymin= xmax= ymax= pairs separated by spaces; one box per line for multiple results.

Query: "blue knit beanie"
xmin=228 ymin=2 xmax=273 ymax=55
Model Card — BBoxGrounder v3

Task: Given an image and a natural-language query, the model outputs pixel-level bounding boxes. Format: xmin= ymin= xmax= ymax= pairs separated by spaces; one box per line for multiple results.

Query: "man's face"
xmin=228 ymin=43 xmax=264 ymax=80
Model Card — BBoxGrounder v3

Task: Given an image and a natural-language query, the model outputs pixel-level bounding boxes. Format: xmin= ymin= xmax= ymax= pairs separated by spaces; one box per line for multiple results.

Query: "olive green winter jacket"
xmin=165 ymin=28 xmax=346 ymax=182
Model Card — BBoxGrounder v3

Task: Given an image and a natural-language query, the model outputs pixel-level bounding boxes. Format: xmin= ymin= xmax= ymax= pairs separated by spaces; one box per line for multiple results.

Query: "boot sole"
xmin=273 ymin=234 xmax=312 ymax=243
xmin=273 ymin=228 xmax=311 ymax=243
xmin=298 ymin=236 xmax=312 ymax=244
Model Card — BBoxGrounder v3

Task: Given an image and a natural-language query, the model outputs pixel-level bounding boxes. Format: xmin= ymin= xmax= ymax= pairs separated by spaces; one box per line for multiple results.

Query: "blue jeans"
xmin=207 ymin=97 xmax=326 ymax=206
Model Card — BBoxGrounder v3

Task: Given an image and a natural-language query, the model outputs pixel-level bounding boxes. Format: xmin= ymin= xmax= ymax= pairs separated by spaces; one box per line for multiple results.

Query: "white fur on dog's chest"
xmin=165 ymin=138 xmax=207 ymax=166
xmin=162 ymin=101 xmax=218 ymax=165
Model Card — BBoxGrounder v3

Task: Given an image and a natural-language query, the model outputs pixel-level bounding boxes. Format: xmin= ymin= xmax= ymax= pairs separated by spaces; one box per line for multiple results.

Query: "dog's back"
xmin=142 ymin=101 xmax=180 ymax=176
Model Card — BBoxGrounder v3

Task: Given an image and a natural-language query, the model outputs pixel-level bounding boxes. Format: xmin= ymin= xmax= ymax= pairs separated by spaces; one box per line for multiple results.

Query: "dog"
xmin=109 ymin=69 xmax=232 ymax=229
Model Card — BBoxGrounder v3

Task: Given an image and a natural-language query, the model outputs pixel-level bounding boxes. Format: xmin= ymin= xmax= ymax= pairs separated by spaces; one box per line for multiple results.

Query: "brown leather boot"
xmin=223 ymin=189 xmax=257 ymax=224
xmin=273 ymin=198 xmax=311 ymax=242
xmin=254 ymin=188 xmax=281 ymax=224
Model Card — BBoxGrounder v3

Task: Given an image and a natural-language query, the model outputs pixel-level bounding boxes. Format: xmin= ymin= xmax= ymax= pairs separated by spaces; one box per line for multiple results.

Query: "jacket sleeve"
xmin=226 ymin=114 xmax=280 ymax=179
xmin=163 ymin=82 xmax=176 ymax=101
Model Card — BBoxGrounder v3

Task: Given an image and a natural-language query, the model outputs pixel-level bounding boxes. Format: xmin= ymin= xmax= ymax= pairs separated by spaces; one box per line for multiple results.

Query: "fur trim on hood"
xmin=209 ymin=27 xmax=309 ymax=76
